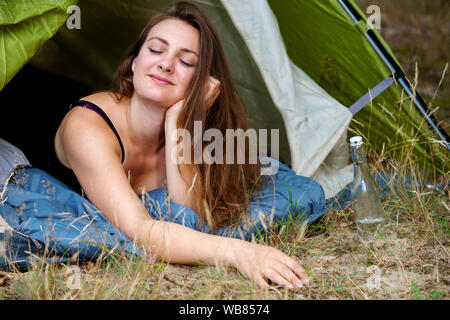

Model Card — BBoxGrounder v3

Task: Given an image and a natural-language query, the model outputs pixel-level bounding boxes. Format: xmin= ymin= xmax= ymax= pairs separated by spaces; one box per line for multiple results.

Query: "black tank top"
xmin=51 ymin=100 xmax=125 ymax=193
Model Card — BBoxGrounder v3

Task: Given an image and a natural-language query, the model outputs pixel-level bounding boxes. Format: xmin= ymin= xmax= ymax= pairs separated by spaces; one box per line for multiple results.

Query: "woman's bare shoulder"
xmin=61 ymin=90 xmax=123 ymax=133
xmin=79 ymin=90 xmax=121 ymax=110
xmin=55 ymin=91 xmax=124 ymax=167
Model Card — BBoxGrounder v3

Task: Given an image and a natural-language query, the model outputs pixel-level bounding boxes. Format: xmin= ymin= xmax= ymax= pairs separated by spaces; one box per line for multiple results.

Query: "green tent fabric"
xmin=0 ymin=0 xmax=447 ymax=198
xmin=268 ymin=0 xmax=448 ymax=176
xmin=0 ymin=0 xmax=77 ymax=90
xmin=268 ymin=0 xmax=402 ymax=106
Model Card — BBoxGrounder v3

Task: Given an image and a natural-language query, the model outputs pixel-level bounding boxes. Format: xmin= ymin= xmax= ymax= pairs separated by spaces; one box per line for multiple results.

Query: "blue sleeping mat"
xmin=0 ymin=160 xmax=328 ymax=271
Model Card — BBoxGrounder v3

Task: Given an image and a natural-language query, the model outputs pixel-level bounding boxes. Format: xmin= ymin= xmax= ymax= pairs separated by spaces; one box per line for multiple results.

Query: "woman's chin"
xmin=136 ymin=92 xmax=178 ymax=108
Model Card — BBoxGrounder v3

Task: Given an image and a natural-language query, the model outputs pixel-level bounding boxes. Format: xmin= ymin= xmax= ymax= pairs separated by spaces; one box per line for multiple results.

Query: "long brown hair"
xmin=114 ymin=1 xmax=264 ymax=233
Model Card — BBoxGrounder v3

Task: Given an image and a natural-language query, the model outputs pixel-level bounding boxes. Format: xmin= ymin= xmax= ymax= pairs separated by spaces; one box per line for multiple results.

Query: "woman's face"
xmin=131 ymin=18 xmax=200 ymax=107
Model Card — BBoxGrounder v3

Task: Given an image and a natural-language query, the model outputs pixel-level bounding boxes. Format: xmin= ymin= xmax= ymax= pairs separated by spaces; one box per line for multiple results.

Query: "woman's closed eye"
xmin=149 ymin=48 xmax=162 ymax=54
xmin=180 ymin=60 xmax=195 ymax=67
xmin=149 ymin=47 xmax=196 ymax=68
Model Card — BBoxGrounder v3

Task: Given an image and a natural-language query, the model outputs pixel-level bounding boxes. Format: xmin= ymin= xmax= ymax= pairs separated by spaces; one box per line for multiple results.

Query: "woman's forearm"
xmin=160 ymin=105 xmax=236 ymax=265
xmin=139 ymin=219 xmax=240 ymax=267
xmin=164 ymin=116 xmax=196 ymax=210
xmin=137 ymin=217 xmax=310 ymax=291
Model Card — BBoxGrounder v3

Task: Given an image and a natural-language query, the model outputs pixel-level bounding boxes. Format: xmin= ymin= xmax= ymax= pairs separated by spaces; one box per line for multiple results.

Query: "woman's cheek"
xmin=180 ymin=72 xmax=195 ymax=94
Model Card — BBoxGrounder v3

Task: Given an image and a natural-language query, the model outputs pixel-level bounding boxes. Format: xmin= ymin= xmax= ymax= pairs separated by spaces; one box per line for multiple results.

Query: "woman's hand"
xmin=231 ymin=241 xmax=310 ymax=290
xmin=165 ymin=76 xmax=220 ymax=127
xmin=165 ymin=99 xmax=184 ymax=129
xmin=205 ymin=76 xmax=220 ymax=109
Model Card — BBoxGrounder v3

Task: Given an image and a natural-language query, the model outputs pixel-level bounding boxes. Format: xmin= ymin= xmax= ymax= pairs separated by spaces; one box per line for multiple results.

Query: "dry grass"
xmin=1 ymin=148 xmax=448 ymax=300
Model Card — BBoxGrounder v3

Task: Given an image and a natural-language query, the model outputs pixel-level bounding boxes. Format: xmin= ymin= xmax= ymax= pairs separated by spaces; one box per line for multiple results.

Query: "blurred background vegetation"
xmin=354 ymin=0 xmax=449 ymax=134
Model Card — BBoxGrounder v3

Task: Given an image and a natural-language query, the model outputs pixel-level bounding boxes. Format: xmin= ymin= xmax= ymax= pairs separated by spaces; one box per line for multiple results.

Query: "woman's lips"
xmin=149 ymin=74 xmax=174 ymax=85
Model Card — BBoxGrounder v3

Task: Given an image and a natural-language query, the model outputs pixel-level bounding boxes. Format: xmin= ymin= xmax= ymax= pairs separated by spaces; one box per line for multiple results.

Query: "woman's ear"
xmin=131 ymin=58 xmax=136 ymax=73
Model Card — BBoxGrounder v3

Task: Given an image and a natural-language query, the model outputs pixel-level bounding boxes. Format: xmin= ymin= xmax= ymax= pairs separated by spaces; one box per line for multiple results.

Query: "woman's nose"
xmin=158 ymin=61 xmax=173 ymax=73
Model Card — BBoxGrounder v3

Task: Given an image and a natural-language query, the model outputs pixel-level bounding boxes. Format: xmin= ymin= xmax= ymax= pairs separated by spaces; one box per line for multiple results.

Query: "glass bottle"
xmin=350 ymin=136 xmax=385 ymax=243
xmin=0 ymin=229 xmax=12 ymax=262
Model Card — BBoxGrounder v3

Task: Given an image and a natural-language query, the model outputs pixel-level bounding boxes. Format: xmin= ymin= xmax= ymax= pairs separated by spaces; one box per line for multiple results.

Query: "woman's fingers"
xmin=282 ymin=255 xmax=310 ymax=285
xmin=272 ymin=263 xmax=301 ymax=288
xmin=236 ymin=242 xmax=311 ymax=291
xmin=205 ymin=76 xmax=220 ymax=108
xmin=264 ymin=269 xmax=296 ymax=289
xmin=165 ymin=99 xmax=184 ymax=121
xmin=263 ymin=252 xmax=310 ymax=290
xmin=254 ymin=273 xmax=271 ymax=290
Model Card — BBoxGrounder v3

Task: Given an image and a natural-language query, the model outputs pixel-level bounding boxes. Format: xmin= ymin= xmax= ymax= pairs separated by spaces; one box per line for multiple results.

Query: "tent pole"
xmin=338 ymin=0 xmax=450 ymax=151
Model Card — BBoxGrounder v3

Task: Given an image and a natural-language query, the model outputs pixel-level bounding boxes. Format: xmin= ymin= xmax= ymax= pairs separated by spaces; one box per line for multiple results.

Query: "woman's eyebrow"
xmin=147 ymin=36 xmax=198 ymax=56
xmin=148 ymin=36 xmax=168 ymax=45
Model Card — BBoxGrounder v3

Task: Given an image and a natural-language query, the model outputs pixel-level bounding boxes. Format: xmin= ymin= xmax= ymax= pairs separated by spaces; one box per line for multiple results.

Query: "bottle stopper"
xmin=350 ymin=136 xmax=363 ymax=147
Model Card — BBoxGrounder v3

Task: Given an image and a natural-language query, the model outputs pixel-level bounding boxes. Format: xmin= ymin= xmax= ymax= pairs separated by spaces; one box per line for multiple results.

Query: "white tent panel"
xmin=222 ymin=0 xmax=354 ymax=198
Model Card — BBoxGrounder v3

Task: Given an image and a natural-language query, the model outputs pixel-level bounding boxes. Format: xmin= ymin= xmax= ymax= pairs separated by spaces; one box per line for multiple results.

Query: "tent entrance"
xmin=0 ymin=64 xmax=92 ymax=186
